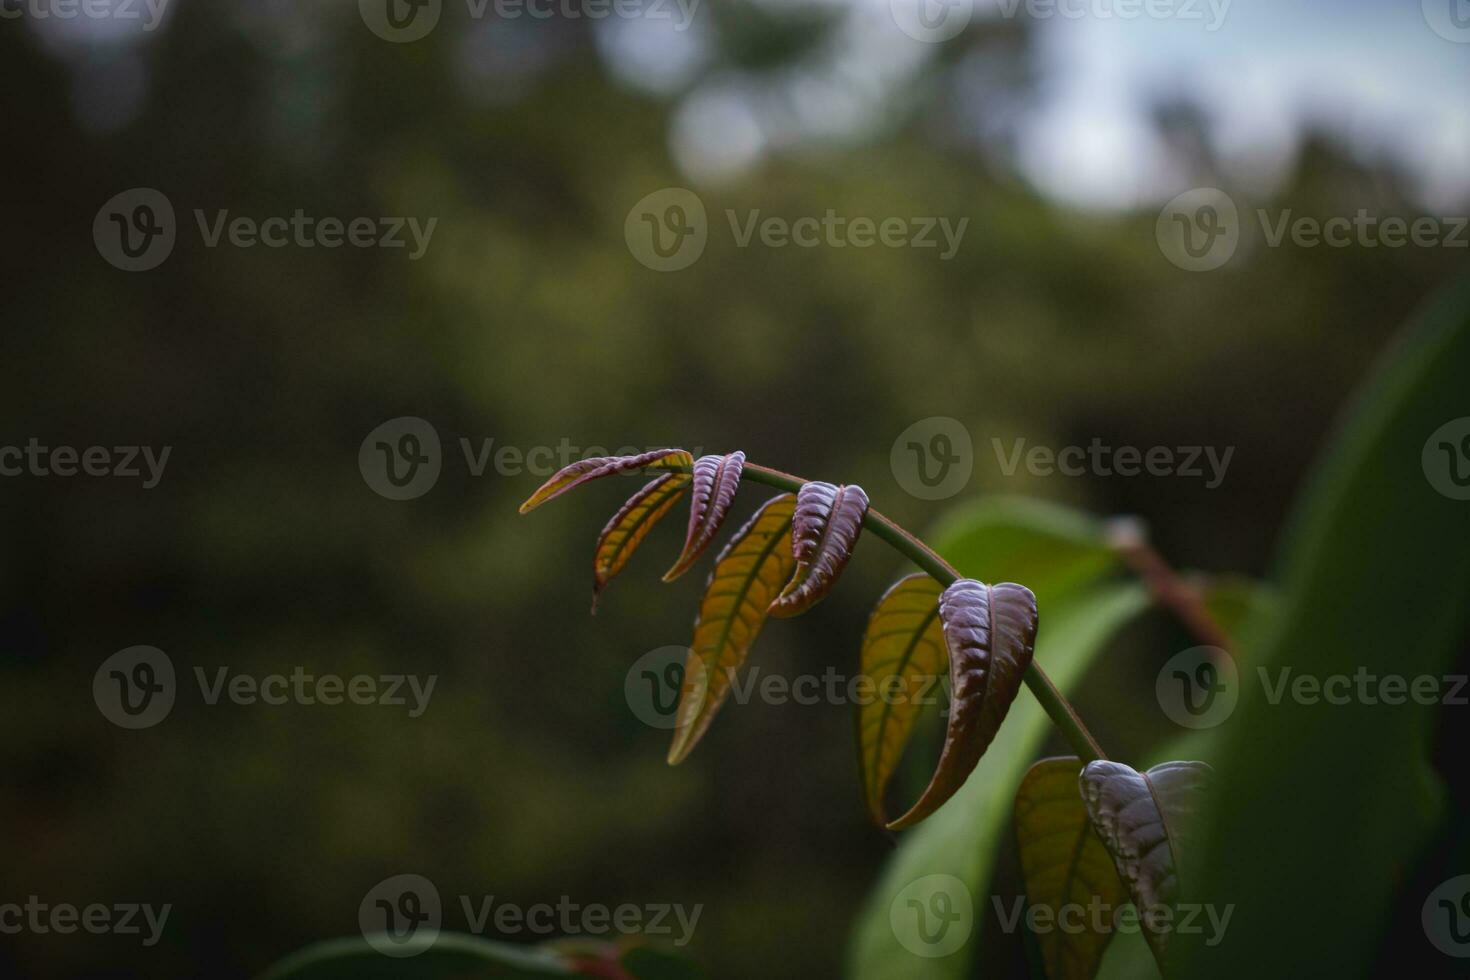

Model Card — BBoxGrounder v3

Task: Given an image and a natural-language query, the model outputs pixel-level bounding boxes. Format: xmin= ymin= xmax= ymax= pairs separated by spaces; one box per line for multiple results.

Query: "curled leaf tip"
xmin=769 ymin=481 xmax=869 ymax=618
xmin=663 ymin=451 xmax=746 ymax=581
xmin=886 ymin=579 xmax=1038 ymax=830
xmin=518 ymin=448 xmax=691 ymax=514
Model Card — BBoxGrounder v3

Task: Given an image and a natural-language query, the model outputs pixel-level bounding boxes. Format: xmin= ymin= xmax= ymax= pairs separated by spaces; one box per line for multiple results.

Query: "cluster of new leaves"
xmin=520 ymin=448 xmax=1041 ymax=829
xmin=521 ymin=448 xmax=1212 ymax=980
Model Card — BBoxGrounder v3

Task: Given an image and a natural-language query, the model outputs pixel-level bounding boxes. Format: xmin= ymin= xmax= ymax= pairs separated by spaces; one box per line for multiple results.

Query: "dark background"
xmin=1 ymin=1 xmax=1466 ymax=976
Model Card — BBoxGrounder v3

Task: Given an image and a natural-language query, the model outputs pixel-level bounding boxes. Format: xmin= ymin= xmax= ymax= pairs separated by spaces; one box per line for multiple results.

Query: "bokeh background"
xmin=2 ymin=0 xmax=1468 ymax=976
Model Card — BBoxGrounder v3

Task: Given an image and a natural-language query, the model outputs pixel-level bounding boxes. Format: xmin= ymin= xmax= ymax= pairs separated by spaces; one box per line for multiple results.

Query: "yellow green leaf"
xmin=667 ymin=493 xmax=796 ymax=765
xmin=592 ymin=472 xmax=691 ymax=609
xmin=856 ymin=573 xmax=946 ymax=826
xmin=517 ymin=448 xmax=691 ymax=514
xmin=1014 ymin=756 xmax=1128 ymax=980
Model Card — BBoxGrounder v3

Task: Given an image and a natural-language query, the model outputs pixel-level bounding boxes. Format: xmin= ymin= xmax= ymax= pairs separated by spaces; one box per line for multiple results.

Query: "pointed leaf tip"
xmin=518 ymin=448 xmax=691 ymax=514
xmin=770 ymin=481 xmax=869 ymax=618
xmin=856 ymin=573 xmax=946 ymax=826
xmin=592 ymin=471 xmax=691 ymax=606
xmin=666 ymin=493 xmax=795 ymax=764
xmin=887 ymin=579 xmax=1038 ymax=830
xmin=663 ymin=451 xmax=745 ymax=581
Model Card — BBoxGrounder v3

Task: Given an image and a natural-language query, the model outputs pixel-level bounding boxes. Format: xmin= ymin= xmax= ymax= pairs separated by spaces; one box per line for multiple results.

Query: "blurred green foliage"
xmin=0 ymin=4 xmax=1465 ymax=978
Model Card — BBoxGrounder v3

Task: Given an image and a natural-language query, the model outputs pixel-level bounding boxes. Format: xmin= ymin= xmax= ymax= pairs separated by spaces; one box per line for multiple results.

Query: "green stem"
xmin=737 ymin=462 xmax=1107 ymax=763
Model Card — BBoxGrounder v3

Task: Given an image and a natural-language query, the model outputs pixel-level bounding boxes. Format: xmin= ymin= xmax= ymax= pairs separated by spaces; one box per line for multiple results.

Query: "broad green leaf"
xmin=888 ymin=579 xmax=1038 ymax=830
xmin=1014 ymin=757 xmax=1129 ymax=980
xmin=257 ymin=932 xmax=577 ymax=979
xmin=927 ymin=496 xmax=1121 ymax=607
xmin=770 ymin=481 xmax=870 ymax=617
xmin=856 ymin=573 xmax=946 ymax=826
xmin=1080 ymin=761 xmax=1212 ymax=973
xmin=518 ymin=449 xmax=692 ymax=514
xmin=667 ymin=493 xmax=796 ymax=764
xmin=592 ymin=472 xmax=690 ymax=609
xmin=664 ymin=452 xmax=745 ymax=581
xmin=1177 ymin=280 xmax=1470 ymax=976
xmin=850 ymin=582 xmax=1149 ymax=980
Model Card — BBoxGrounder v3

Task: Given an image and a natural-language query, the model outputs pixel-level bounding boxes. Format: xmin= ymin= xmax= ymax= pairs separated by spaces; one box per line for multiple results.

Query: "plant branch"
xmin=1106 ymin=518 xmax=1233 ymax=651
xmin=736 ymin=461 xmax=1107 ymax=763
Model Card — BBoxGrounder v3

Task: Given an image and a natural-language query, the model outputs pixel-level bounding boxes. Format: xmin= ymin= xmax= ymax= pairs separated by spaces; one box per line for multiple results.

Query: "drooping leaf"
xmin=855 ymin=573 xmax=946 ymax=826
xmin=768 ymin=481 xmax=869 ymax=618
xmin=663 ymin=452 xmax=746 ymax=581
xmin=667 ymin=493 xmax=796 ymax=765
xmin=518 ymin=449 xmax=692 ymax=514
xmin=1015 ymin=757 xmax=1130 ymax=980
xmin=850 ymin=582 xmax=1149 ymax=980
xmin=592 ymin=472 xmax=691 ymax=609
xmin=1079 ymin=760 xmax=1212 ymax=971
xmin=888 ymin=579 xmax=1039 ymax=830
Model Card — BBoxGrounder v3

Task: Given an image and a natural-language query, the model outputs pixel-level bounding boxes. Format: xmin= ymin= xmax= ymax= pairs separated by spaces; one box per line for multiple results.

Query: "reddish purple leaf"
xmin=887 ymin=578 xmax=1038 ymax=830
xmin=663 ymin=451 xmax=746 ymax=581
xmin=518 ymin=449 xmax=691 ymax=514
xmin=769 ymin=481 xmax=869 ymax=618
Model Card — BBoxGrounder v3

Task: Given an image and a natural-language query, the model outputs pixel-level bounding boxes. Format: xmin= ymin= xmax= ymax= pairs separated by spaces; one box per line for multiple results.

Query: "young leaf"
xmin=1079 ymin=760 xmax=1212 ymax=970
xmin=768 ymin=481 xmax=869 ymax=618
xmin=518 ymin=448 xmax=692 ymax=514
xmin=592 ymin=472 xmax=691 ymax=609
xmin=1014 ymin=757 xmax=1128 ymax=980
xmin=855 ymin=573 xmax=946 ymax=826
xmin=663 ymin=451 xmax=745 ymax=581
xmin=667 ymin=493 xmax=796 ymax=765
xmin=887 ymin=579 xmax=1038 ymax=830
